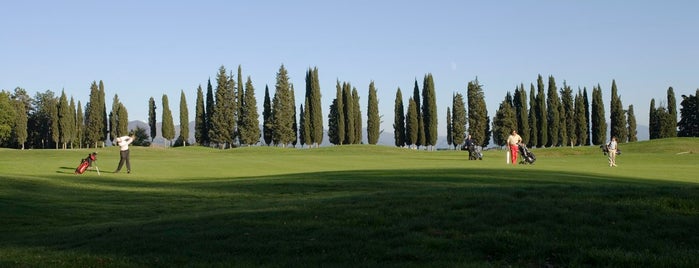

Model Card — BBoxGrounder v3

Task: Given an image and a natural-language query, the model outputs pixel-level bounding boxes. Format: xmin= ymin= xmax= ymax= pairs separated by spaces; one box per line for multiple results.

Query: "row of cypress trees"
xmin=391 ymin=74 xmax=439 ymax=149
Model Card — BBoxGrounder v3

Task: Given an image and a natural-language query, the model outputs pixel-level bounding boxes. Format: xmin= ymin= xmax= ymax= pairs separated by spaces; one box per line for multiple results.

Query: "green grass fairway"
xmin=1 ymin=138 xmax=698 ymax=267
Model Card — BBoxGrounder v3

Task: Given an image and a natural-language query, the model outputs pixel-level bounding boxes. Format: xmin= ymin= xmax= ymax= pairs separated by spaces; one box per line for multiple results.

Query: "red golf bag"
xmin=75 ymin=152 xmax=98 ymax=175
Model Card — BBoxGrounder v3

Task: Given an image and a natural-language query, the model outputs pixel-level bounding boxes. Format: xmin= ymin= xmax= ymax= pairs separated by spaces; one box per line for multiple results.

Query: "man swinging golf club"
xmin=114 ymin=134 xmax=135 ymax=174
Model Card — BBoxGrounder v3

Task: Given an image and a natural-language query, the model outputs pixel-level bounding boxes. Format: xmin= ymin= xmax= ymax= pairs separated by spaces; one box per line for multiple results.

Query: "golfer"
xmin=608 ymin=136 xmax=618 ymax=167
xmin=506 ymin=130 xmax=522 ymax=165
xmin=114 ymin=135 xmax=134 ymax=173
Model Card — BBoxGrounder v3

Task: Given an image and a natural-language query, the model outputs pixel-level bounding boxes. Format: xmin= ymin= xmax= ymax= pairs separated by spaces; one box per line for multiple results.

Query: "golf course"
xmin=1 ymin=138 xmax=697 ymax=267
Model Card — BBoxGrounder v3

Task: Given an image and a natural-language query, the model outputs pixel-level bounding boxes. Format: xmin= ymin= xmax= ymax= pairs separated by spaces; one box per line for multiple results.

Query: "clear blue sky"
xmin=2 ymin=1 xmax=697 ymax=140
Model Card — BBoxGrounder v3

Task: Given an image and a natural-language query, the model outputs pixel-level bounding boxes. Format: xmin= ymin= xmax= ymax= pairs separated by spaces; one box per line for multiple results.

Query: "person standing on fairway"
xmin=114 ymin=135 xmax=134 ymax=173
xmin=608 ymin=136 xmax=618 ymax=167
xmin=507 ymin=130 xmax=522 ymax=165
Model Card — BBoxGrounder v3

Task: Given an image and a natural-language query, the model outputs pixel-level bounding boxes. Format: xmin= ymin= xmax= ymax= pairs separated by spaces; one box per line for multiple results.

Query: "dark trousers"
xmin=116 ymin=149 xmax=130 ymax=172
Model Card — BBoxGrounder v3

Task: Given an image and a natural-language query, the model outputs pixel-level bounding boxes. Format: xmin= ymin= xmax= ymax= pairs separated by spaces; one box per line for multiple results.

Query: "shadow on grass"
xmin=2 ymin=168 xmax=698 ymax=267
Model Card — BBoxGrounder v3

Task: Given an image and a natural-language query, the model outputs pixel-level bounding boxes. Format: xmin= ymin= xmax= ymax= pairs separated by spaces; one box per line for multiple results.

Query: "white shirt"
xmin=116 ymin=136 xmax=133 ymax=151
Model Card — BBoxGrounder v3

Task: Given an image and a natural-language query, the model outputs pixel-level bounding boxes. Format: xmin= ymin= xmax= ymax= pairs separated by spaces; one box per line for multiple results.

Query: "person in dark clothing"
xmin=114 ymin=135 xmax=134 ymax=173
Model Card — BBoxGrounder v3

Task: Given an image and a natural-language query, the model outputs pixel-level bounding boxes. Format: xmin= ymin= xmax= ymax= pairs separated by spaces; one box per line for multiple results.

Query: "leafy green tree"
xmin=12 ymin=95 xmax=28 ymax=149
xmin=210 ymin=66 xmax=232 ymax=148
xmin=422 ymin=74 xmax=438 ymax=150
xmin=406 ymin=97 xmax=418 ymax=147
xmin=393 ymin=88 xmax=405 ymax=147
xmin=179 ymin=90 xmax=189 ymax=146
xmin=609 ymin=80 xmax=627 ymax=142
xmin=492 ymin=94 xmax=517 ymax=146
xmin=560 ymin=84 xmax=574 ymax=146
xmin=666 ymin=87 xmax=677 ymax=137
xmin=591 ymin=85 xmax=607 ymax=145
xmin=367 ymin=81 xmax=380 ymax=145
xmin=446 ymin=107 xmax=452 ymax=148
xmin=272 ymin=64 xmax=295 ymax=147
xmin=536 ymin=75 xmax=547 ymax=147
xmin=132 ymin=126 xmax=151 ymax=146
xmin=263 ymin=85 xmax=272 ymax=146
xmin=149 ymin=96 xmax=157 ymax=142
xmin=527 ymin=84 xmax=538 ymax=148
xmin=546 ymin=76 xmax=560 ymax=147
xmin=0 ymin=91 xmax=16 ymax=145
xmin=513 ymin=84 xmax=530 ymax=145
xmin=161 ymin=94 xmax=175 ymax=146
xmin=240 ymin=77 xmax=260 ymax=146
xmin=574 ymin=90 xmax=588 ymax=146
xmin=58 ymin=90 xmax=74 ymax=149
xmin=677 ymin=89 xmax=699 ymax=137
xmin=468 ymin=78 xmax=489 ymax=147
xmin=352 ymin=87 xmax=361 ymax=144
xmin=451 ymin=92 xmax=467 ymax=149
xmin=49 ymin=94 xmax=59 ymax=149
xmin=627 ymin=104 xmax=637 ymax=142
xmin=194 ymin=86 xmax=205 ymax=145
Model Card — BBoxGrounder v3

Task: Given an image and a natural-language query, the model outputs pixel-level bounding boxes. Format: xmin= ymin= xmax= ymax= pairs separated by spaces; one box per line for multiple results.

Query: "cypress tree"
xmin=468 ymin=78 xmax=489 ymax=147
xmin=299 ymin=104 xmax=307 ymax=147
xmin=263 ymin=85 xmax=272 ymax=146
xmin=546 ymin=76 xmax=560 ymax=147
xmin=574 ymin=90 xmax=588 ymax=146
xmin=226 ymin=71 xmax=237 ymax=145
xmin=649 ymin=99 xmax=658 ymax=140
xmin=291 ymin=85 xmax=298 ymax=147
xmin=335 ymin=81 xmax=345 ymax=145
xmin=536 ymin=75 xmax=547 ymax=147
xmin=328 ymin=99 xmax=340 ymax=145
xmin=667 ymin=87 xmax=677 ymax=137
xmin=342 ymin=83 xmax=355 ymax=144
xmin=353 ymin=87 xmax=361 ymax=144
xmin=58 ymin=90 xmax=73 ymax=149
xmin=272 ymin=64 xmax=294 ymax=147
xmin=406 ymin=97 xmax=418 ymax=147
xmin=422 ymin=73 xmax=438 ymax=149
xmin=609 ymin=80 xmax=627 ymax=142
xmin=76 ymin=101 xmax=83 ymax=148
xmin=49 ymin=94 xmax=59 ymax=149
xmin=560 ymin=84 xmax=574 ymax=146
xmin=179 ymin=90 xmax=189 ymax=146
xmin=161 ymin=94 xmax=175 ymax=146
xmin=493 ymin=94 xmax=517 ymax=146
xmin=117 ymin=103 xmax=128 ymax=138
xmin=393 ymin=88 xmax=405 ymax=147
xmin=513 ymin=84 xmax=530 ymax=145
xmin=591 ymin=85 xmax=607 ymax=145
xmin=210 ymin=66 xmax=232 ymax=148
xmin=205 ymin=78 xmax=214 ymax=145
xmin=446 ymin=107 xmax=452 ymax=148
xmin=98 ymin=80 xmax=107 ymax=147
xmin=148 ymin=97 xmax=157 ymax=142
xmin=306 ymin=67 xmax=323 ymax=147
xmin=237 ymin=65 xmax=244 ymax=143
xmin=367 ymin=81 xmax=380 ymax=145
xmin=109 ymin=94 xmax=120 ymax=142
xmin=627 ymin=104 xmax=637 ymax=142
xmin=677 ymin=90 xmax=699 ymax=137
xmin=68 ymin=97 xmax=77 ymax=148
xmin=527 ymin=84 xmax=538 ymax=148
xmin=84 ymin=82 xmax=102 ymax=148
xmin=451 ymin=92 xmax=467 ymax=149
xmin=583 ymin=87 xmax=591 ymax=145
xmin=240 ymin=76 xmax=260 ymax=146
xmin=413 ymin=79 xmax=424 ymax=148
xmin=194 ymin=86 xmax=205 ymax=145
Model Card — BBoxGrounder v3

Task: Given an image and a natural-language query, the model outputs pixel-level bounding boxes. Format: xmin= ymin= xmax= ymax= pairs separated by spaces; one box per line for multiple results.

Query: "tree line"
xmin=1 ymin=67 xmax=698 ymax=150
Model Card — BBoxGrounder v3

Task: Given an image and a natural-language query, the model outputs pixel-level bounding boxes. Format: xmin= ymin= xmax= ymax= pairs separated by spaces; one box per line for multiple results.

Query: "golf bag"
xmin=469 ymin=144 xmax=483 ymax=160
xmin=600 ymin=144 xmax=621 ymax=156
xmin=518 ymin=144 xmax=536 ymax=164
xmin=75 ymin=152 xmax=98 ymax=175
